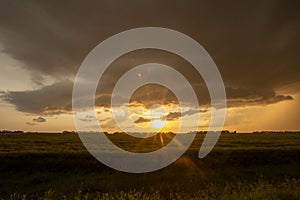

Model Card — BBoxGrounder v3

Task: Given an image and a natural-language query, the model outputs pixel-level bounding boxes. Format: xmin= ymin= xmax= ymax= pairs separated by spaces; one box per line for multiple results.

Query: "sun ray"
xmin=159 ymin=132 xmax=165 ymax=147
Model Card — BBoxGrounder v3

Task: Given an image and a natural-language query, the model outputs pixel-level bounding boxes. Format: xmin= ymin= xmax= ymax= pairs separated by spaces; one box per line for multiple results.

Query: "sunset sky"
xmin=0 ymin=1 xmax=299 ymax=133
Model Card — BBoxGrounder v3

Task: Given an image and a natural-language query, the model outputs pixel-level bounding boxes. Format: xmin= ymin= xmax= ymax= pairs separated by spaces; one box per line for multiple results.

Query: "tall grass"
xmin=0 ymin=133 xmax=299 ymax=199
xmin=4 ymin=178 xmax=300 ymax=200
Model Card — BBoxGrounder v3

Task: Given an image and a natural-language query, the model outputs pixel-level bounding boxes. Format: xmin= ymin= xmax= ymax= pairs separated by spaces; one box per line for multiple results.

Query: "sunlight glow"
xmin=152 ymin=120 xmax=165 ymax=129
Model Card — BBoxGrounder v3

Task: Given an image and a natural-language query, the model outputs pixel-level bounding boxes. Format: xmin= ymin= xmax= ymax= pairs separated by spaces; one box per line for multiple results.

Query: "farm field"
xmin=0 ymin=133 xmax=299 ymax=199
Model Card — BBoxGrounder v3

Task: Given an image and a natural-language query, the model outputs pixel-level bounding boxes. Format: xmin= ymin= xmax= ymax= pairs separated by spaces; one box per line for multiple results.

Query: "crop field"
xmin=0 ymin=133 xmax=299 ymax=199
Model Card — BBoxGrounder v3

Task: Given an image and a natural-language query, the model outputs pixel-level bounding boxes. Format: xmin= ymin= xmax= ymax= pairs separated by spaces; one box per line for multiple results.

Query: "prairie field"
xmin=0 ymin=133 xmax=299 ymax=199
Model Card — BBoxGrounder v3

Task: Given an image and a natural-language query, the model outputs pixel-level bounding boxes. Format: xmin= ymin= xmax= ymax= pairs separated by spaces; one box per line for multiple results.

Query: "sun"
xmin=148 ymin=105 xmax=166 ymax=129
xmin=151 ymin=120 xmax=165 ymax=129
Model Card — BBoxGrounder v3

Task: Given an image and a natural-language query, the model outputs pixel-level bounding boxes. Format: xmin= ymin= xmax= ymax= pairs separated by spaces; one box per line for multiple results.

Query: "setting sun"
xmin=151 ymin=120 xmax=165 ymax=129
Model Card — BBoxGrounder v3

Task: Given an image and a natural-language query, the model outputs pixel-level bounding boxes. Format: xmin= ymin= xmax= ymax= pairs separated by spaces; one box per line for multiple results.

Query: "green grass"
xmin=0 ymin=133 xmax=299 ymax=199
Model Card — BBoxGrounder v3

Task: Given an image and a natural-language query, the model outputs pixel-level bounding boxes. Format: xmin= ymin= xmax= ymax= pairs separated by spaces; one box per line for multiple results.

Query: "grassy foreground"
xmin=0 ymin=133 xmax=299 ymax=199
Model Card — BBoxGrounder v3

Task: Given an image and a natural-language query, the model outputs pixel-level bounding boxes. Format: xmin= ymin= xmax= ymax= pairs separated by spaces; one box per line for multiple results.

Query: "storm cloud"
xmin=134 ymin=117 xmax=151 ymax=124
xmin=33 ymin=117 xmax=46 ymax=123
xmin=0 ymin=0 xmax=299 ymax=115
xmin=1 ymin=80 xmax=73 ymax=115
xmin=135 ymin=109 xmax=208 ymax=124
xmin=162 ymin=109 xmax=208 ymax=121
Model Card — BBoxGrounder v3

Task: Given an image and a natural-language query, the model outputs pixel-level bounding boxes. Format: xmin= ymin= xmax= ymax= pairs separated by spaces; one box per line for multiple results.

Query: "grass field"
xmin=0 ymin=133 xmax=299 ymax=199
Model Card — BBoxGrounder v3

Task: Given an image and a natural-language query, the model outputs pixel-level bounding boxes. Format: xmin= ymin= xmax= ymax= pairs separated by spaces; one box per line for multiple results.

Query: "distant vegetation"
xmin=0 ymin=133 xmax=299 ymax=199
xmin=253 ymin=131 xmax=300 ymax=134
xmin=1 ymin=130 xmax=299 ymax=135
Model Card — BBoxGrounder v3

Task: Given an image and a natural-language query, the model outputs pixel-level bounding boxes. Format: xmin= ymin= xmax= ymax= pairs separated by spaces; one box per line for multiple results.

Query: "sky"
xmin=0 ymin=0 xmax=299 ymax=133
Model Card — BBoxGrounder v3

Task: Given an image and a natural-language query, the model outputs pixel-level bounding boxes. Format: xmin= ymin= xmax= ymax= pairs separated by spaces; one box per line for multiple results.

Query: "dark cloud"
xmin=1 ymin=80 xmax=73 ymax=114
xmin=164 ymin=112 xmax=181 ymax=121
xmin=95 ymin=94 xmax=128 ymax=108
xmin=129 ymin=84 xmax=179 ymax=109
xmin=0 ymin=0 xmax=299 ymax=114
xmin=0 ymin=0 xmax=298 ymax=85
xmin=0 ymin=81 xmax=294 ymax=115
xmin=226 ymin=87 xmax=293 ymax=107
xmin=134 ymin=117 xmax=151 ymax=124
xmin=32 ymin=116 xmax=46 ymax=123
xmin=134 ymin=109 xmax=206 ymax=123
xmin=163 ymin=109 xmax=207 ymax=121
